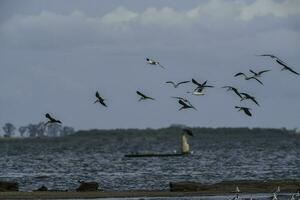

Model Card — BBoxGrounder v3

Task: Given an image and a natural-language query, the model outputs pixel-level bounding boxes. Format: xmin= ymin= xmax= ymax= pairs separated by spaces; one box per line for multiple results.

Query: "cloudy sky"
xmin=0 ymin=0 xmax=300 ymax=131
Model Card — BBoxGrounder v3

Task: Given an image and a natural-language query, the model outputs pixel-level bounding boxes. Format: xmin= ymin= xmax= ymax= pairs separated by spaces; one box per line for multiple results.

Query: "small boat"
xmin=124 ymin=129 xmax=193 ymax=158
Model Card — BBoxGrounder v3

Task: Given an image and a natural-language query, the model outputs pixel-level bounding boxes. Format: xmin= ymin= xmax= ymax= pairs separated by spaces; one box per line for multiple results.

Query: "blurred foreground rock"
xmin=0 ymin=181 xmax=19 ymax=192
xmin=76 ymin=181 xmax=100 ymax=192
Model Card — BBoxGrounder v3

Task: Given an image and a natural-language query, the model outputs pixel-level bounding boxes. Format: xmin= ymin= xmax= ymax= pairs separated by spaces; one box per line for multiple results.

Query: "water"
xmin=0 ymin=129 xmax=300 ymax=192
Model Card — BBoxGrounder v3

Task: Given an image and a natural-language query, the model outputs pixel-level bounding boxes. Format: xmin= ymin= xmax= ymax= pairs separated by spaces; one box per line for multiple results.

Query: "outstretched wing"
xmin=178 ymin=99 xmax=188 ymax=106
xmin=234 ymin=72 xmax=245 ymax=77
xmin=249 ymin=69 xmax=257 ymax=75
xmin=250 ymin=77 xmax=263 ymax=85
xmin=243 ymin=108 xmax=252 ymax=117
xmin=136 ymin=91 xmax=147 ymax=98
xmin=177 ymin=81 xmax=190 ymax=86
xmin=166 ymin=81 xmax=176 ymax=87
xmin=95 ymin=91 xmax=100 ymax=99
xmin=258 ymin=70 xmax=270 ymax=75
xmin=192 ymin=79 xmax=201 ymax=86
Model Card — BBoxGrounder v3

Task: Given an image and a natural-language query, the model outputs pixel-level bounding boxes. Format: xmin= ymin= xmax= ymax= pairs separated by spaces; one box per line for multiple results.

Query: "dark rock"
xmin=0 ymin=181 xmax=19 ymax=192
xmin=169 ymin=181 xmax=208 ymax=192
xmin=76 ymin=181 xmax=100 ymax=192
xmin=35 ymin=185 xmax=48 ymax=191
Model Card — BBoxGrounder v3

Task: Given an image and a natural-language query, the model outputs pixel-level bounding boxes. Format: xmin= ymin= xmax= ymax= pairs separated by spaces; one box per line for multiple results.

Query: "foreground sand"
xmin=1 ymin=180 xmax=299 ymax=199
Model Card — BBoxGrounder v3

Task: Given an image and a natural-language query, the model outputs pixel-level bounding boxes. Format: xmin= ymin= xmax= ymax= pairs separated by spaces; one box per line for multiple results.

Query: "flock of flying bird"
xmin=44 ymin=54 xmax=299 ymax=125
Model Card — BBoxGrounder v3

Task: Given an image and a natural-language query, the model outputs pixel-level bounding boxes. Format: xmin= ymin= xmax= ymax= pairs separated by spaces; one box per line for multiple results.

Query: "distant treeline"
xmin=1 ymin=123 xmax=299 ymax=138
xmin=1 ymin=122 xmax=75 ymax=138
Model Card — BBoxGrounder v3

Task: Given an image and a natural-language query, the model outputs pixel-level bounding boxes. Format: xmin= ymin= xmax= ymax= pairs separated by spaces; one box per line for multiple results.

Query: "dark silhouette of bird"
xmin=146 ymin=58 xmax=165 ymax=69
xmin=136 ymin=91 xmax=155 ymax=101
xmin=222 ymin=86 xmax=242 ymax=98
xmin=192 ymin=79 xmax=214 ymax=89
xmin=166 ymin=80 xmax=190 ymax=88
xmin=234 ymin=72 xmax=263 ymax=85
xmin=240 ymin=92 xmax=260 ymax=106
xmin=249 ymin=69 xmax=270 ymax=77
xmin=178 ymin=100 xmax=197 ymax=111
xmin=172 ymin=96 xmax=195 ymax=108
xmin=276 ymin=59 xmax=299 ymax=75
xmin=235 ymin=106 xmax=252 ymax=117
xmin=187 ymin=87 xmax=205 ymax=96
xmin=94 ymin=91 xmax=107 ymax=107
xmin=182 ymin=128 xmax=194 ymax=136
xmin=257 ymin=54 xmax=299 ymax=75
xmin=45 ymin=113 xmax=62 ymax=126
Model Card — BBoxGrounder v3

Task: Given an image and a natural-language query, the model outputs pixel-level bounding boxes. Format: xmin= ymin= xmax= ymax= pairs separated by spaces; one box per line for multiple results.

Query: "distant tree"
xmin=46 ymin=123 xmax=62 ymax=137
xmin=27 ymin=124 xmax=39 ymax=137
xmin=36 ymin=122 xmax=46 ymax=137
xmin=60 ymin=126 xmax=75 ymax=136
xmin=2 ymin=123 xmax=16 ymax=137
xmin=18 ymin=126 xmax=27 ymax=137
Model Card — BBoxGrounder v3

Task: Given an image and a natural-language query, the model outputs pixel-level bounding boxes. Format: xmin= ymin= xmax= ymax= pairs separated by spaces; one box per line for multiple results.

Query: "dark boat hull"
xmin=124 ymin=153 xmax=188 ymax=157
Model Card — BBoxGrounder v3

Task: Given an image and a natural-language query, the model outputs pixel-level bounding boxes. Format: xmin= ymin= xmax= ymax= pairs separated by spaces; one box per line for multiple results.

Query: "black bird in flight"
xmin=166 ymin=80 xmax=190 ymax=88
xmin=171 ymin=96 xmax=190 ymax=103
xmin=222 ymin=86 xmax=242 ymax=98
xmin=136 ymin=91 xmax=155 ymax=101
xmin=182 ymin=128 xmax=194 ymax=136
xmin=235 ymin=106 xmax=252 ymax=117
xmin=257 ymin=54 xmax=299 ymax=75
xmin=94 ymin=91 xmax=107 ymax=107
xmin=192 ymin=79 xmax=214 ymax=89
xmin=240 ymin=92 xmax=260 ymax=106
xmin=45 ymin=113 xmax=62 ymax=126
xmin=234 ymin=72 xmax=263 ymax=85
xmin=276 ymin=59 xmax=299 ymax=75
xmin=249 ymin=69 xmax=270 ymax=77
xmin=178 ymin=99 xmax=197 ymax=111
xmin=146 ymin=58 xmax=165 ymax=69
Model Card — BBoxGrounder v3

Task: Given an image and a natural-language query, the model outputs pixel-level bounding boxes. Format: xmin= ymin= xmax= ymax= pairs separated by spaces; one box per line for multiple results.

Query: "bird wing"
xmin=250 ymin=97 xmax=259 ymax=106
xmin=249 ymin=69 xmax=257 ymax=76
xmin=166 ymin=81 xmax=176 ymax=87
xmin=158 ymin=63 xmax=165 ymax=69
xmin=202 ymin=80 xmax=207 ymax=86
xmin=100 ymin=100 xmax=107 ymax=107
xmin=257 ymin=54 xmax=277 ymax=59
xmin=277 ymin=60 xmax=300 ymax=75
xmin=136 ymin=91 xmax=147 ymax=98
xmin=192 ymin=79 xmax=201 ymax=86
xmin=240 ymin=92 xmax=250 ymax=98
xmin=95 ymin=91 xmax=100 ymax=99
xmin=234 ymin=72 xmax=245 ymax=77
xmin=250 ymin=77 xmax=263 ymax=85
xmin=243 ymin=108 xmax=252 ymax=116
xmin=258 ymin=70 xmax=270 ymax=75
xmin=177 ymin=81 xmax=190 ymax=86
xmin=178 ymin=99 xmax=188 ymax=106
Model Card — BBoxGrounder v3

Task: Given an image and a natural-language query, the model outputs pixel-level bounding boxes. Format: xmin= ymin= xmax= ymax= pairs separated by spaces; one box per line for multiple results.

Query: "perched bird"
xmin=234 ymin=72 xmax=263 ymax=85
xmin=182 ymin=128 xmax=194 ymax=136
xmin=45 ymin=113 xmax=62 ymax=126
xmin=94 ymin=91 xmax=107 ymax=107
xmin=166 ymin=80 xmax=190 ymax=88
xmin=249 ymin=69 xmax=270 ymax=77
xmin=222 ymin=86 xmax=242 ymax=98
xmin=235 ymin=106 xmax=252 ymax=117
xmin=136 ymin=91 xmax=155 ymax=101
xmin=146 ymin=58 xmax=165 ymax=69
xmin=240 ymin=92 xmax=260 ymax=106
xmin=178 ymin=100 xmax=197 ymax=111
xmin=276 ymin=59 xmax=299 ymax=75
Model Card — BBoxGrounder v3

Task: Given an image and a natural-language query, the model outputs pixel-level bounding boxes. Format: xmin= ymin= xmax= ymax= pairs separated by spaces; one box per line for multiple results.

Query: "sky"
xmin=0 ymin=0 xmax=300 ymax=131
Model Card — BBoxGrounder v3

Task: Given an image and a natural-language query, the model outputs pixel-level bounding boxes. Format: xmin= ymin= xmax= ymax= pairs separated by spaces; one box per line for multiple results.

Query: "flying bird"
xmin=172 ymin=96 xmax=195 ymax=107
xmin=234 ymin=72 xmax=263 ymax=85
xmin=45 ymin=113 xmax=62 ymax=126
xmin=187 ymin=87 xmax=205 ymax=96
xmin=257 ymin=54 xmax=299 ymax=75
xmin=136 ymin=91 xmax=155 ymax=101
xmin=94 ymin=91 xmax=107 ymax=107
xmin=240 ymin=92 xmax=260 ymax=106
xmin=249 ymin=69 xmax=270 ymax=77
xmin=146 ymin=58 xmax=165 ymax=69
xmin=192 ymin=79 xmax=214 ymax=89
xmin=235 ymin=106 xmax=252 ymax=117
xmin=222 ymin=86 xmax=242 ymax=98
xmin=166 ymin=81 xmax=190 ymax=88
xmin=182 ymin=128 xmax=194 ymax=136
xmin=178 ymin=100 xmax=197 ymax=111
xmin=276 ymin=59 xmax=299 ymax=75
